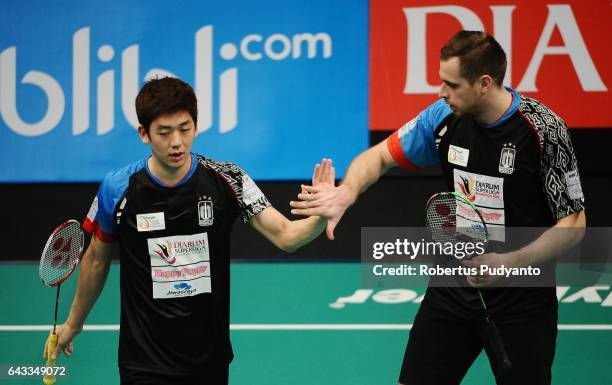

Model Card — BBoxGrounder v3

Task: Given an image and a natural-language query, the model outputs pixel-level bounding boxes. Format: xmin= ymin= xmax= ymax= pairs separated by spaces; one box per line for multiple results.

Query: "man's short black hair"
xmin=440 ymin=30 xmax=507 ymax=86
xmin=135 ymin=77 xmax=198 ymax=132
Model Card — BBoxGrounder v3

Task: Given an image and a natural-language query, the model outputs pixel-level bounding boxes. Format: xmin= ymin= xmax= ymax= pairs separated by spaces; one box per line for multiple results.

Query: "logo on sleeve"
xmin=499 ymin=143 xmax=516 ymax=174
xmin=564 ymin=170 xmax=584 ymax=200
xmin=242 ymin=173 xmax=264 ymax=205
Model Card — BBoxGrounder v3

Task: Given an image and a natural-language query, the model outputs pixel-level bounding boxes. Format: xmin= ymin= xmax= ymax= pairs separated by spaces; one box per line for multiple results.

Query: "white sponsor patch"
xmin=137 ymin=212 xmax=165 ymax=232
xmin=242 ymin=173 xmax=264 ymax=205
xmin=448 ymin=145 xmax=469 ymax=167
xmin=453 ymin=169 xmax=505 ymax=241
xmin=564 ymin=170 xmax=584 ymax=200
xmin=148 ymin=233 xmax=211 ymax=299
xmin=152 ymin=278 xmax=211 ymax=299
xmin=398 ymin=118 xmax=417 ymax=138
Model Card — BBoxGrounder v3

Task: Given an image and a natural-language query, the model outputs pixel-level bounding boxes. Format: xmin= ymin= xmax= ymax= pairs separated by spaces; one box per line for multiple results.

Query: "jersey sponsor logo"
xmin=564 ymin=170 xmax=584 ymax=200
xmin=167 ymin=282 xmax=196 ymax=296
xmin=153 ymin=278 xmax=211 ymax=299
xmin=448 ymin=145 xmax=469 ymax=167
xmin=152 ymin=262 xmax=209 ymax=281
xmin=454 ymin=169 xmax=505 ymax=241
xmin=153 ymin=240 xmax=176 ymax=265
xmin=198 ymin=200 xmax=214 ymax=226
xmin=148 ymin=233 xmax=211 ymax=299
xmin=499 ymin=143 xmax=517 ymax=174
xmin=136 ymin=212 xmax=165 ymax=232
xmin=457 ymin=175 xmax=476 ymax=202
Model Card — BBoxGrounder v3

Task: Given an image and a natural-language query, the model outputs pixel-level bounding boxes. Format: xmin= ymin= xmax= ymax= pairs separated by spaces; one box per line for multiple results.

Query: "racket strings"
xmin=39 ymin=221 xmax=84 ymax=286
xmin=425 ymin=194 xmax=460 ymax=243
xmin=425 ymin=193 xmax=487 ymax=245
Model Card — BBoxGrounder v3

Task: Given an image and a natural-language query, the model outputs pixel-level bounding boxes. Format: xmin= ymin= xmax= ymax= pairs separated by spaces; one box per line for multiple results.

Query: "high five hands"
xmin=291 ymin=158 xmax=355 ymax=240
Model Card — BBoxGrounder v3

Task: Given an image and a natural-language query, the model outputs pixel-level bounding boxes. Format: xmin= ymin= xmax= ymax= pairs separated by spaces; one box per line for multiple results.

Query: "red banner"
xmin=370 ymin=0 xmax=611 ymax=130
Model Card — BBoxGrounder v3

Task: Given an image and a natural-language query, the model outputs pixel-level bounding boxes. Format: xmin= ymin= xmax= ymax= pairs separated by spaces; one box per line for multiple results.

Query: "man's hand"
xmin=310 ymin=158 xmax=335 ymax=189
xmin=461 ymin=252 xmax=517 ymax=288
xmin=291 ymin=159 xmax=356 ymax=240
xmin=43 ymin=323 xmax=82 ymax=360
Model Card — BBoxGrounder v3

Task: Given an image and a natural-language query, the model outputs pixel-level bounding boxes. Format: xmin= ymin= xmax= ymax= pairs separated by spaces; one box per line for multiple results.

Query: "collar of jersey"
xmin=145 ymin=153 xmax=198 ymax=188
xmin=483 ymin=87 xmax=520 ymax=128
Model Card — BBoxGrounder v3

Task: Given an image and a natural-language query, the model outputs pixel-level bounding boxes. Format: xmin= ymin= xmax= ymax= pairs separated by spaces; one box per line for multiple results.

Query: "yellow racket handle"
xmin=43 ymin=333 xmax=57 ymax=385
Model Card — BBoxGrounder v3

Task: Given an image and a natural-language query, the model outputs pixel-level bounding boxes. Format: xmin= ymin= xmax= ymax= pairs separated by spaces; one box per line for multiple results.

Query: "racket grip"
xmin=483 ymin=316 xmax=512 ymax=374
xmin=43 ymin=333 xmax=57 ymax=385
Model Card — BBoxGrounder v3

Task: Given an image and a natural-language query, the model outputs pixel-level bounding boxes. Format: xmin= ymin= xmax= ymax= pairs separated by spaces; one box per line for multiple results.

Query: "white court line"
xmin=1 ymin=324 xmax=612 ymax=331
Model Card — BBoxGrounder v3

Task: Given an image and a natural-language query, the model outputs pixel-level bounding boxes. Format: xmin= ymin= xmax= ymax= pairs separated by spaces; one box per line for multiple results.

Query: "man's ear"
xmin=479 ymin=75 xmax=493 ymax=94
xmin=138 ymin=125 xmax=150 ymax=144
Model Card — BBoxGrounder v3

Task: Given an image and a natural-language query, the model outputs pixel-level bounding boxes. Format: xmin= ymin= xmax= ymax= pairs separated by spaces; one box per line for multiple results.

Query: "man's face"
xmin=438 ymin=57 xmax=482 ymax=117
xmin=139 ymin=110 xmax=196 ymax=175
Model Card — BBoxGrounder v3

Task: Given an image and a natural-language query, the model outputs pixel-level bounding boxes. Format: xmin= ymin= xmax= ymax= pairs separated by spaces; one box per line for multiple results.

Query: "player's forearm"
xmin=510 ymin=211 xmax=586 ymax=267
xmin=65 ymin=251 xmax=111 ymax=330
xmin=280 ymin=216 xmax=327 ymax=253
xmin=341 ymin=146 xmax=391 ymax=202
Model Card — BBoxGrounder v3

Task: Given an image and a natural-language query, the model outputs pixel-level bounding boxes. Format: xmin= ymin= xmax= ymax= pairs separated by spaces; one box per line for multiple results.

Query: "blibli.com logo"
xmin=0 ymin=26 xmax=332 ymax=137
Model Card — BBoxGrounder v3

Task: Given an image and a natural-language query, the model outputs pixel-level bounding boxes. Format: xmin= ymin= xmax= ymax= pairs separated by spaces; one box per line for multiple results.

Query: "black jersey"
xmin=83 ymin=154 xmax=270 ymax=375
xmin=387 ymin=88 xmax=585 ymax=322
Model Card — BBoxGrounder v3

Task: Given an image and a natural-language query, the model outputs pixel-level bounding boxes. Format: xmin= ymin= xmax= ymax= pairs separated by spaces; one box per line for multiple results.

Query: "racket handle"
xmin=43 ymin=333 xmax=57 ymax=385
xmin=483 ymin=316 xmax=512 ymax=374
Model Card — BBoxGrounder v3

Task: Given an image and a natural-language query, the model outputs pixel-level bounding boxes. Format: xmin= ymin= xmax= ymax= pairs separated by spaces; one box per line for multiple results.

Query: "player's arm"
xmin=290 ymin=140 xmax=397 ymax=239
xmin=508 ymin=210 xmax=586 ymax=268
xmin=504 ymin=113 xmax=587 ymax=269
xmin=250 ymin=207 xmax=327 ymax=252
xmin=43 ymin=234 xmax=116 ymax=360
xmin=463 ymin=211 xmax=586 ymax=287
xmin=290 ymin=100 xmax=448 ymax=240
xmin=249 ymin=159 xmax=334 ymax=252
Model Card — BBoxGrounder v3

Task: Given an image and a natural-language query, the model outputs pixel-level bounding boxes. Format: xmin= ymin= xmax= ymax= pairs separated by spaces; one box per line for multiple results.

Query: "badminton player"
xmin=43 ymin=77 xmax=332 ymax=385
xmin=291 ymin=31 xmax=586 ymax=385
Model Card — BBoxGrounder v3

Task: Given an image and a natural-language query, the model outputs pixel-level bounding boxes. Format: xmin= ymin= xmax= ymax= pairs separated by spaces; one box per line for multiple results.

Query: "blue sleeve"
xmin=83 ymin=160 xmax=145 ymax=241
xmin=388 ymin=99 xmax=451 ymax=167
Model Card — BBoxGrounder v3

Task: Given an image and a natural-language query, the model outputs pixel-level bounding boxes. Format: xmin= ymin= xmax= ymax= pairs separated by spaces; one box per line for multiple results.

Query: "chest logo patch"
xmin=198 ymin=199 xmax=214 ymax=227
xmin=448 ymin=145 xmax=469 ymax=167
xmin=137 ymin=212 xmax=165 ymax=232
xmin=499 ymin=143 xmax=516 ymax=175
xmin=148 ymin=232 xmax=211 ymax=299
xmin=453 ymin=169 xmax=505 ymax=241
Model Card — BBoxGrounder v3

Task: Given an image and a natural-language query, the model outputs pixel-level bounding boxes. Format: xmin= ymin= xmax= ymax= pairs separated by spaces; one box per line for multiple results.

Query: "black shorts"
xmin=119 ymin=365 xmax=229 ymax=385
xmin=399 ymin=296 xmax=557 ymax=385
